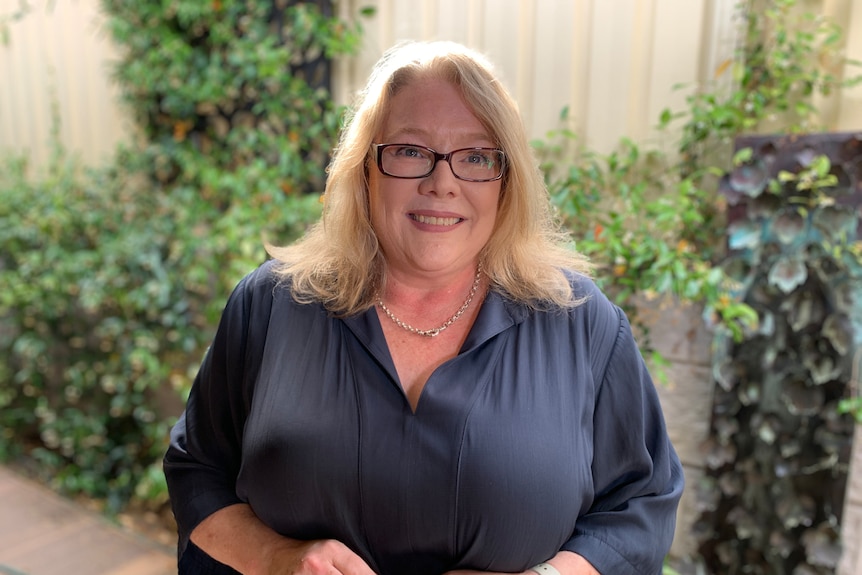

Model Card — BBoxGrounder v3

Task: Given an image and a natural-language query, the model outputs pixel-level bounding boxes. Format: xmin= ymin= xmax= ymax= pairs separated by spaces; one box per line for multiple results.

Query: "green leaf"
xmin=768 ymin=256 xmax=808 ymax=293
xmin=733 ymin=147 xmax=754 ymax=166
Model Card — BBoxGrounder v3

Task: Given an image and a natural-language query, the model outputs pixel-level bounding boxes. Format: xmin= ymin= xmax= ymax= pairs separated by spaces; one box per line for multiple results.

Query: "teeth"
xmin=412 ymin=214 xmax=461 ymax=226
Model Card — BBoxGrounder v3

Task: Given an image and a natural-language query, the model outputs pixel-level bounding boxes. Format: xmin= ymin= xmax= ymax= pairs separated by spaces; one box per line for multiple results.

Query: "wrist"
xmin=530 ymin=563 xmax=561 ymax=575
xmin=532 ymin=550 xmax=600 ymax=575
xmin=255 ymin=537 xmax=304 ymax=575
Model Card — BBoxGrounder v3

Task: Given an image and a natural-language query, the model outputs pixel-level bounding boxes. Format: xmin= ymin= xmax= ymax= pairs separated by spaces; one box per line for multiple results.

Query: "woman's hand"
xmin=262 ymin=538 xmax=377 ymax=575
xmin=191 ymin=504 xmax=376 ymax=575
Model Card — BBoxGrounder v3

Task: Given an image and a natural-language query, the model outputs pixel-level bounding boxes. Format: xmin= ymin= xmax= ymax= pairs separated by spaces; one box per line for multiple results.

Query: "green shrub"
xmin=102 ymin=0 xmax=360 ymax=198
xmin=0 ymin=144 xmax=323 ymax=510
xmin=538 ymin=0 xmax=858 ymax=349
xmin=0 ymin=0 xmax=363 ymax=513
xmin=697 ymin=136 xmax=861 ymax=575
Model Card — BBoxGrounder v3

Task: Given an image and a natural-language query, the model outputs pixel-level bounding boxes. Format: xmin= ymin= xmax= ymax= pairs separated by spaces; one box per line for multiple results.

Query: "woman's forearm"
xmin=190 ymin=504 xmax=377 ymax=575
xmin=190 ymin=503 xmax=299 ymax=574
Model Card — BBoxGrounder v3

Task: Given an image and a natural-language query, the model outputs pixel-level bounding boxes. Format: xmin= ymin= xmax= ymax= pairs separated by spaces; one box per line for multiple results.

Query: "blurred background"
xmin=1 ymin=1 xmax=861 ymax=574
xmin=4 ymin=0 xmax=860 ymax=172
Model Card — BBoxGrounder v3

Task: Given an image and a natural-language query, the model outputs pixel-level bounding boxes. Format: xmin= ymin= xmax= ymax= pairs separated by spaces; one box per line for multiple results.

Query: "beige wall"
xmin=0 ymin=0 xmax=131 ymax=173
xmin=3 ymin=0 xmax=861 ymax=173
xmin=336 ymin=0 xmax=739 ymax=154
xmin=335 ymin=0 xmax=862 ymax=152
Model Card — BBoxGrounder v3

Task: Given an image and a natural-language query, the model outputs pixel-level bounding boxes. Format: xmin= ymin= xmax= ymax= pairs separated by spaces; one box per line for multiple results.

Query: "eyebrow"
xmin=386 ymin=127 xmax=494 ymax=145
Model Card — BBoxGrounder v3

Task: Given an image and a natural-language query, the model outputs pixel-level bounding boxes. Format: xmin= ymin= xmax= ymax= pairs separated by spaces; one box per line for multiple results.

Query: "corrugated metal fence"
xmin=0 ymin=0 xmax=130 ymax=171
xmin=2 ymin=0 xmax=861 ymax=172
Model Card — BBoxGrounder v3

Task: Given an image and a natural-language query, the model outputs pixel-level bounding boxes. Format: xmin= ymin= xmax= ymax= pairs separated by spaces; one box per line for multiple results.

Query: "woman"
xmin=164 ymin=40 xmax=684 ymax=575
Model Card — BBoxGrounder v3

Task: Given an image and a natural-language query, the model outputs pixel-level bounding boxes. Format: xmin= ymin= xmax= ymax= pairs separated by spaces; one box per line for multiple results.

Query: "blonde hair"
xmin=267 ymin=40 xmax=591 ymax=315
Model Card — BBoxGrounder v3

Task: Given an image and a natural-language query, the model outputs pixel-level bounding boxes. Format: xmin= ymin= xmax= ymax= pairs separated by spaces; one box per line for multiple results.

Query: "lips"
xmin=410 ymin=214 xmax=463 ymax=226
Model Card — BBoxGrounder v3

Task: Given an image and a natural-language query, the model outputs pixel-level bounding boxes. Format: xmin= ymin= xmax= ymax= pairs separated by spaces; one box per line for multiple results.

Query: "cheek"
xmin=480 ymin=189 xmax=503 ymax=227
xmin=367 ymin=182 xmax=405 ymax=241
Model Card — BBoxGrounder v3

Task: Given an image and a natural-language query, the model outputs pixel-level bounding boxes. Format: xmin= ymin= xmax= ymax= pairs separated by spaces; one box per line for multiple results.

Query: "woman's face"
xmin=368 ymin=77 xmax=502 ymax=280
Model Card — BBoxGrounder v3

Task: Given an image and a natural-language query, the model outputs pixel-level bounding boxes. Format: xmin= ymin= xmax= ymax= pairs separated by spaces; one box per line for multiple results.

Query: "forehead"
xmin=381 ymin=77 xmax=491 ymax=142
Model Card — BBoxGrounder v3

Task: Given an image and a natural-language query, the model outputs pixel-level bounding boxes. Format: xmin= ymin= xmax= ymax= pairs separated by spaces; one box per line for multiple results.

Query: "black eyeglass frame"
xmin=371 ymin=143 xmax=506 ymax=182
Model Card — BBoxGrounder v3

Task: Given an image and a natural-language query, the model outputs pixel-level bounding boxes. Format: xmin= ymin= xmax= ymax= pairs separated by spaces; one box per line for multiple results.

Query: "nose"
xmin=421 ymin=156 xmax=460 ymax=196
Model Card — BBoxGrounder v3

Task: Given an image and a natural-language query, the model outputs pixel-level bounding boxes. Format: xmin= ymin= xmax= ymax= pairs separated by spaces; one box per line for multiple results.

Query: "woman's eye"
xmin=466 ymin=152 xmax=490 ymax=165
xmin=393 ymin=146 xmax=425 ymax=159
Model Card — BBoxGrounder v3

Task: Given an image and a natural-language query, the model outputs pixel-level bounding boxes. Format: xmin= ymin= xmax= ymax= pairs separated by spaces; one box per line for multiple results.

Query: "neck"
xmin=381 ymin=262 xmax=482 ymax=304
xmin=377 ymin=263 xmax=485 ymax=338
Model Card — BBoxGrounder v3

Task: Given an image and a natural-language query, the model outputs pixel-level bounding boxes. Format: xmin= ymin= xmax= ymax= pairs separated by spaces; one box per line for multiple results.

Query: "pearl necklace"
xmin=377 ymin=265 xmax=483 ymax=337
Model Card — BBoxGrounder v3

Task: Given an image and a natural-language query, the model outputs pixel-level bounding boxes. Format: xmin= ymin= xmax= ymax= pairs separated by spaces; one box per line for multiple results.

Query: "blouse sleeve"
xmin=561 ymin=304 xmax=685 ymax=575
xmin=162 ymin=263 xmax=275 ymax=555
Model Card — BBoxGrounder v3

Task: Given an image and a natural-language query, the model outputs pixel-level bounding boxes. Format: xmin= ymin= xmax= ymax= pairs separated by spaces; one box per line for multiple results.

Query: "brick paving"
xmin=0 ymin=466 xmax=175 ymax=575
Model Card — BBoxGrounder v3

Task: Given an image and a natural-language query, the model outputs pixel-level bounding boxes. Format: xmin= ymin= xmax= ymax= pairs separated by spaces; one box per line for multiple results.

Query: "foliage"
xmin=0 ymin=0 xmax=361 ymax=513
xmin=0 ymin=142 xmax=323 ymax=511
xmin=677 ymin=0 xmax=859 ymax=165
xmin=697 ymin=136 xmax=860 ymax=574
xmin=538 ymin=0 xmax=859 ymax=351
xmin=102 ymin=0 xmax=360 ymax=198
xmin=1 ymin=148 xmax=183 ymax=505
xmin=536 ymin=127 xmax=747 ymax=346
xmin=536 ymin=3 xmax=862 ymax=569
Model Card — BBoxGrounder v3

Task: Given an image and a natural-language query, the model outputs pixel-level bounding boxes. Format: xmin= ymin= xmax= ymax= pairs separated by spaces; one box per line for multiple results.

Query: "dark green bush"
xmin=697 ymin=136 xmax=860 ymax=575
xmin=0 ymin=144 xmax=323 ymax=510
xmin=0 ymin=0 xmax=362 ymax=513
xmin=103 ymin=0 xmax=357 ymax=199
xmin=2 ymin=148 xmax=177 ymax=505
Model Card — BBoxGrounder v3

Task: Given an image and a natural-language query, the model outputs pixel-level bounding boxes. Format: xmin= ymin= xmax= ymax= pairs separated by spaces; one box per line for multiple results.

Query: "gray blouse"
xmin=165 ymin=260 xmax=684 ymax=575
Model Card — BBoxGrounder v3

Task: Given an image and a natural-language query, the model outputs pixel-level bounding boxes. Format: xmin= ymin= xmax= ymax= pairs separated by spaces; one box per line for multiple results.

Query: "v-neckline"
xmin=340 ymin=290 xmax=525 ymax=413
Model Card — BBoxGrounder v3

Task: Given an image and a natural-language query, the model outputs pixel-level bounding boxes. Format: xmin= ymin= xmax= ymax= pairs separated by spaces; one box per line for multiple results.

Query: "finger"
xmin=328 ymin=544 xmax=376 ymax=575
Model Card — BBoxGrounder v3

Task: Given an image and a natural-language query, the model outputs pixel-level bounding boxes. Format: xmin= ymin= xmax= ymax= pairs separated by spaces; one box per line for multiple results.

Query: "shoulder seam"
xmin=592 ymin=305 xmax=626 ymax=391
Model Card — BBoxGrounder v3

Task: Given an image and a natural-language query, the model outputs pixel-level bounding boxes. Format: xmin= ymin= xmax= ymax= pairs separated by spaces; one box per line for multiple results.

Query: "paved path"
xmin=0 ymin=466 xmax=175 ymax=575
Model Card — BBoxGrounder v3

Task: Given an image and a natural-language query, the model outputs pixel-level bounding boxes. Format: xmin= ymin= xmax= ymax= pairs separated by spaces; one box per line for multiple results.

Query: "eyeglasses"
xmin=371 ymin=143 xmax=506 ymax=182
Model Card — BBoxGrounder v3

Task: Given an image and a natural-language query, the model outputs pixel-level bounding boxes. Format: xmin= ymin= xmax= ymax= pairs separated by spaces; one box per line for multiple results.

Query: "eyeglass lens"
xmin=377 ymin=144 xmax=504 ymax=181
